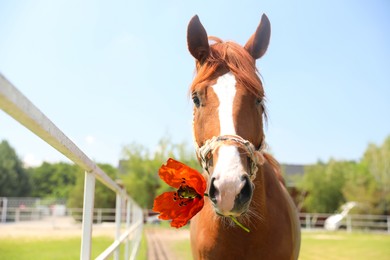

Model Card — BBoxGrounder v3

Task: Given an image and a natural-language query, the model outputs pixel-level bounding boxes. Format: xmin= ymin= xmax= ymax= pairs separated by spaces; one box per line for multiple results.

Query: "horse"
xmin=186 ymin=14 xmax=301 ymax=259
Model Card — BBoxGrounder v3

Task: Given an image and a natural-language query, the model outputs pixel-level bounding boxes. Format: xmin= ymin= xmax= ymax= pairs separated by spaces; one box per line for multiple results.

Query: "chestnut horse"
xmin=187 ymin=14 xmax=301 ymax=259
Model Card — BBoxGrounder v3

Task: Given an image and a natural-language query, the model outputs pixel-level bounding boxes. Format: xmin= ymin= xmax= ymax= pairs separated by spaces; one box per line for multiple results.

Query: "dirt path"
xmin=0 ymin=217 xmax=117 ymax=238
xmin=145 ymin=227 xmax=190 ymax=260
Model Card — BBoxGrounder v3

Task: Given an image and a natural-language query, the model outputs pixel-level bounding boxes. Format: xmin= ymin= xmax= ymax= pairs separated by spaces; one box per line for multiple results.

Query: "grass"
xmin=300 ymin=231 xmax=390 ymax=260
xmin=168 ymin=238 xmax=192 ymax=259
xmin=137 ymin=231 xmax=148 ymax=260
xmin=0 ymin=236 xmax=112 ymax=260
xmin=1 ymin=230 xmax=389 ymax=259
xmin=0 ymin=234 xmax=148 ymax=260
xmin=162 ymin=230 xmax=390 ymax=260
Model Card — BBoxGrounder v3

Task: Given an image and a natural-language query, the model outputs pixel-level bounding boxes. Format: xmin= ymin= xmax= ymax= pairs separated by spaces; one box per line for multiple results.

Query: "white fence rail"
xmin=299 ymin=213 xmax=390 ymax=233
xmin=1 ymin=206 xmax=126 ymax=224
xmin=0 ymin=74 xmax=143 ymax=259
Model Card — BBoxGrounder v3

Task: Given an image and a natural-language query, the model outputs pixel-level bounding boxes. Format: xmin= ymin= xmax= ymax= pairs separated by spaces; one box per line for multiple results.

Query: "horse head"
xmin=187 ymin=14 xmax=271 ymax=217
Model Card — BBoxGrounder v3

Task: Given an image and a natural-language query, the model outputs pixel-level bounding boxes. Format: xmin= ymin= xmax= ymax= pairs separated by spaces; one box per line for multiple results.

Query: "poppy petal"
xmin=152 ymin=191 xmax=204 ymax=228
xmin=159 ymin=158 xmax=206 ymax=195
xmin=171 ymin=198 xmax=204 ymax=228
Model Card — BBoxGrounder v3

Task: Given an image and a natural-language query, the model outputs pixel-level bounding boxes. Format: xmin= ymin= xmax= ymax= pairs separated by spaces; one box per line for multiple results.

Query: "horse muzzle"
xmin=208 ymin=173 xmax=254 ymax=216
xmin=195 ymin=135 xmax=263 ymax=216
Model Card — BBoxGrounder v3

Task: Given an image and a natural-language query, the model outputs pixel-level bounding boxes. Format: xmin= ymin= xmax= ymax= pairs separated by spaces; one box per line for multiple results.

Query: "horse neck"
xmin=191 ymin=155 xmax=300 ymax=259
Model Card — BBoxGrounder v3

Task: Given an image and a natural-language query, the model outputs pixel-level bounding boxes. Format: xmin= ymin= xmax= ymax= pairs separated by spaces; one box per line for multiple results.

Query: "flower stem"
xmin=205 ymin=193 xmax=250 ymax=232
xmin=230 ymin=216 xmax=250 ymax=233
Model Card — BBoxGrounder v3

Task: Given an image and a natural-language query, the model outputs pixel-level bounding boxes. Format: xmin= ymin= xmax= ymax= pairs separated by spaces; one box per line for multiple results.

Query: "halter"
xmin=195 ymin=135 xmax=266 ymax=181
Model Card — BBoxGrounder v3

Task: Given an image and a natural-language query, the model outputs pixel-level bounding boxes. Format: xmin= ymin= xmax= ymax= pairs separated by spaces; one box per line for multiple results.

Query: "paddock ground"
xmin=0 ymin=217 xmax=116 ymax=238
xmin=1 ymin=219 xmax=389 ymax=260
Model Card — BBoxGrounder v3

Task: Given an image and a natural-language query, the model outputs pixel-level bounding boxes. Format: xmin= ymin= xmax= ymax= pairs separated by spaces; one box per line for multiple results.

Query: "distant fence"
xmin=3 ymin=204 xmax=389 ymax=233
xmin=299 ymin=213 xmax=390 ymax=233
xmin=0 ymin=73 xmax=143 ymax=260
xmin=1 ymin=206 xmax=118 ymax=224
xmin=0 ymin=197 xmax=131 ymax=224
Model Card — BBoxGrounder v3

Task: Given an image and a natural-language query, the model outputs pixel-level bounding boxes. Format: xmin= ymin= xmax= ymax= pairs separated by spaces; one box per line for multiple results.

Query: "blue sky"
xmin=0 ymin=0 xmax=389 ymax=167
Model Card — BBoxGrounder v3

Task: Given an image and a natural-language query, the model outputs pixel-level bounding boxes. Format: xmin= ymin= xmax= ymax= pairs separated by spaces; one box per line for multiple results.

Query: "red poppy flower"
xmin=153 ymin=158 xmax=206 ymax=228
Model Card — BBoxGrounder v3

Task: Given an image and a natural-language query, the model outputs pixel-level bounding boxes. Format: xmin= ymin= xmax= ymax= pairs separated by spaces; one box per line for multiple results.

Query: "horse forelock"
xmin=190 ymin=37 xmax=265 ymax=100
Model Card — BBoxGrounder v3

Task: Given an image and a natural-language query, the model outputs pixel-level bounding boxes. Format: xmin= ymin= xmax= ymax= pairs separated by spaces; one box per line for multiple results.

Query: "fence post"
xmin=125 ymin=199 xmax=131 ymax=260
xmin=347 ymin=215 xmax=352 ymax=233
xmin=305 ymin=214 xmax=311 ymax=230
xmin=0 ymin=74 xmax=144 ymax=259
xmin=1 ymin=198 xmax=7 ymax=223
xmin=97 ymin=208 xmax=102 ymax=224
xmin=387 ymin=216 xmax=390 ymax=234
xmin=114 ymin=193 xmax=122 ymax=260
xmin=51 ymin=204 xmax=56 ymax=229
xmin=130 ymin=208 xmax=143 ymax=260
xmin=80 ymin=172 xmax=96 ymax=260
xmin=15 ymin=208 xmax=20 ymax=222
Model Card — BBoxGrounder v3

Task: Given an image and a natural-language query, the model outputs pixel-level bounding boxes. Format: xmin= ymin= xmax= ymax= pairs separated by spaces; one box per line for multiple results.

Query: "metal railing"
xmin=0 ymin=73 xmax=143 ymax=259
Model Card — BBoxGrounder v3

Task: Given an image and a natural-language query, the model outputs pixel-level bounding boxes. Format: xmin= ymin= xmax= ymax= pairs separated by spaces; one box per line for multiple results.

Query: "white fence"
xmin=0 ymin=74 xmax=143 ymax=259
xmin=1 ymin=204 xmax=129 ymax=224
xmin=299 ymin=213 xmax=390 ymax=233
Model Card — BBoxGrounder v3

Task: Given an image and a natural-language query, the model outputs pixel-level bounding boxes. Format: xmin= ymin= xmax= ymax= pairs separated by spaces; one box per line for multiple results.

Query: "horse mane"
xmin=190 ymin=37 xmax=264 ymax=100
xmin=263 ymin=152 xmax=286 ymax=186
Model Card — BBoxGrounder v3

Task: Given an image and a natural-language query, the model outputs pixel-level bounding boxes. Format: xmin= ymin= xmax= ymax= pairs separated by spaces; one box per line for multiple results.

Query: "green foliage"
xmin=0 ymin=140 xmax=31 ymax=196
xmin=0 ymin=136 xmax=200 ymax=212
xmin=30 ymin=162 xmax=79 ymax=198
xmin=298 ymin=135 xmax=390 ymax=214
xmin=120 ymin=137 xmax=199 ymax=209
xmin=299 ymin=160 xmax=351 ymax=213
xmin=359 ymin=136 xmax=390 ymax=214
xmin=342 ymin=162 xmax=379 ymax=214
xmin=67 ymin=164 xmax=117 ymax=209
xmin=0 ymin=136 xmax=200 ymax=211
xmin=2 ymin=133 xmax=389 ymax=215
xmin=94 ymin=164 xmax=118 ymax=208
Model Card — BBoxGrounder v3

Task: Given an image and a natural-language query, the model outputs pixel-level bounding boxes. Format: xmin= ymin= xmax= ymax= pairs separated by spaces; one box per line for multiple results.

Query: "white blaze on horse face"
xmin=211 ymin=72 xmax=246 ymax=214
xmin=212 ymin=72 xmax=237 ymax=135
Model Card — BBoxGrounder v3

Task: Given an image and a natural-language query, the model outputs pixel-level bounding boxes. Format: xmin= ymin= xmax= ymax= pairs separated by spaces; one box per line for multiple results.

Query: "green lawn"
xmin=0 ymin=235 xmax=148 ymax=260
xmin=165 ymin=230 xmax=390 ymax=260
xmin=168 ymin=238 xmax=192 ymax=259
xmin=0 ymin=230 xmax=389 ymax=259
xmin=300 ymin=231 xmax=390 ymax=260
xmin=0 ymin=236 xmax=110 ymax=260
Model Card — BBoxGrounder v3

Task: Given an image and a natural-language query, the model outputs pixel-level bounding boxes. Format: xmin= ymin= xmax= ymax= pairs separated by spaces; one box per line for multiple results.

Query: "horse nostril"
xmin=237 ymin=175 xmax=253 ymax=205
xmin=209 ymin=177 xmax=218 ymax=204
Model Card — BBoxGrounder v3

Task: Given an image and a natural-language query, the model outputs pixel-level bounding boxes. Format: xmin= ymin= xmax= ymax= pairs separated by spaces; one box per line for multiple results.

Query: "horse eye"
xmin=255 ymin=98 xmax=262 ymax=106
xmin=193 ymin=95 xmax=201 ymax=108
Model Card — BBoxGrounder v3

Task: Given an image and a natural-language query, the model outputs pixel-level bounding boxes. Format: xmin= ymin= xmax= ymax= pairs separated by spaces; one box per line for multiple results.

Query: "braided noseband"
xmin=195 ymin=135 xmax=266 ymax=181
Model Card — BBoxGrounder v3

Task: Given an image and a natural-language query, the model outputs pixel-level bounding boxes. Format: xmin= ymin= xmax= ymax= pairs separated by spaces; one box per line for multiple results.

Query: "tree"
xmin=297 ymin=135 xmax=390 ymax=215
xmin=67 ymin=163 xmax=117 ymax=209
xmin=0 ymin=140 xmax=31 ymax=196
xmin=342 ymin=162 xmax=379 ymax=214
xmin=30 ymin=162 xmax=79 ymax=198
xmin=298 ymin=160 xmax=351 ymax=213
xmin=120 ymin=143 xmax=162 ymax=209
xmin=359 ymin=136 xmax=390 ymax=214
xmin=120 ymin=137 xmax=200 ymax=209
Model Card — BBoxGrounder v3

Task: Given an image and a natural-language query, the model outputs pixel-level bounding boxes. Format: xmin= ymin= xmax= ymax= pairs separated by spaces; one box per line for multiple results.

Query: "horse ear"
xmin=244 ymin=14 xmax=271 ymax=60
xmin=187 ymin=15 xmax=210 ymax=63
